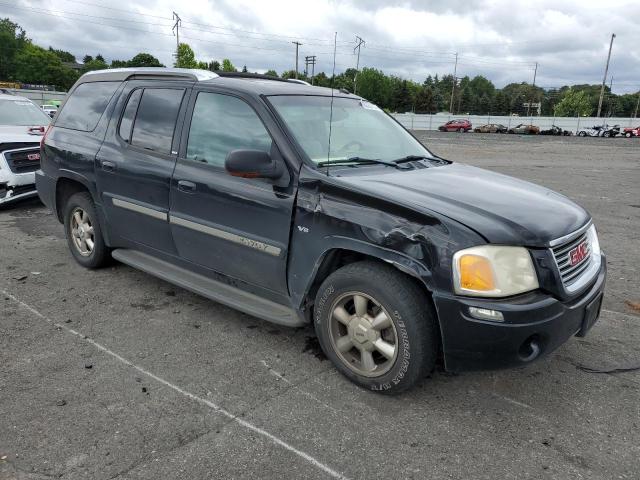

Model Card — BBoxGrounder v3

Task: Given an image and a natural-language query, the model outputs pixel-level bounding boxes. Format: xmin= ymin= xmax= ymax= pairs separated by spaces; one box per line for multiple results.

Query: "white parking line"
xmin=2 ymin=290 xmax=351 ymax=480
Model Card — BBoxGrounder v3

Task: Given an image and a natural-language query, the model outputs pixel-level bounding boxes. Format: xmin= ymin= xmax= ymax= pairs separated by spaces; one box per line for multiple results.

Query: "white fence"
xmin=392 ymin=113 xmax=639 ymax=132
xmin=5 ymin=88 xmax=68 ymax=106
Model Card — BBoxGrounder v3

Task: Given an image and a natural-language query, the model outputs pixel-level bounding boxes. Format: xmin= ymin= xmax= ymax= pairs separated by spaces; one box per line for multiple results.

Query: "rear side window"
xmin=118 ymin=89 xmax=143 ymax=142
xmin=56 ymin=81 xmax=120 ymax=131
xmin=130 ymin=88 xmax=184 ymax=154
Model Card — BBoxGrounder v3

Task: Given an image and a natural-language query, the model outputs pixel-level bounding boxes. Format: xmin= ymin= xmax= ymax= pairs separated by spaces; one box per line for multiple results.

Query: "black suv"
xmin=36 ymin=68 xmax=606 ymax=393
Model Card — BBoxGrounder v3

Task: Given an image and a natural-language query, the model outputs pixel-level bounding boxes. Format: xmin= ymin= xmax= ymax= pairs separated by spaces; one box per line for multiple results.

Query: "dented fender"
xmin=287 ymin=167 xmax=483 ymax=309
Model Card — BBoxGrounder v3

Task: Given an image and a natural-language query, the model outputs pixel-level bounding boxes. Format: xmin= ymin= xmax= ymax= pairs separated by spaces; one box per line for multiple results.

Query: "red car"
xmin=438 ymin=119 xmax=472 ymax=132
xmin=623 ymin=126 xmax=640 ymax=137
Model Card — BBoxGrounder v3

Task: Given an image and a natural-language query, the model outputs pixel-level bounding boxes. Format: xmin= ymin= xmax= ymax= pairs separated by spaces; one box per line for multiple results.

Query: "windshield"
xmin=0 ymin=99 xmax=51 ymax=126
xmin=268 ymin=95 xmax=432 ymax=164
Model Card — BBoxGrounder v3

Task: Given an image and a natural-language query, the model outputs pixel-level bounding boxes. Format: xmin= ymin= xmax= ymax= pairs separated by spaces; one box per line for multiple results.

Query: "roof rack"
xmin=216 ymin=72 xmax=312 ymax=85
xmin=77 ymin=68 xmax=219 ymax=85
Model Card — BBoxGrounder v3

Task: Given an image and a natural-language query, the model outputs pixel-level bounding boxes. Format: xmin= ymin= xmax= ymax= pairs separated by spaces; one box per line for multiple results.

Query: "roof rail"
xmin=216 ymin=72 xmax=313 ymax=86
xmin=77 ymin=68 xmax=219 ymax=85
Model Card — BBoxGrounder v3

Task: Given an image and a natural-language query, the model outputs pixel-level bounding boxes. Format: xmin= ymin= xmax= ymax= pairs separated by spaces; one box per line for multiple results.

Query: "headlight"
xmin=586 ymin=225 xmax=601 ymax=258
xmin=453 ymin=245 xmax=539 ymax=297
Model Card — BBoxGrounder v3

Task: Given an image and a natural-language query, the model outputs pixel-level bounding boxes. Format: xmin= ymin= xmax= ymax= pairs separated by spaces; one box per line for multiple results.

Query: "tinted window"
xmin=186 ymin=92 xmax=271 ymax=167
xmin=56 ymin=81 xmax=119 ymax=131
xmin=130 ymin=88 xmax=184 ymax=154
xmin=118 ymin=89 xmax=143 ymax=142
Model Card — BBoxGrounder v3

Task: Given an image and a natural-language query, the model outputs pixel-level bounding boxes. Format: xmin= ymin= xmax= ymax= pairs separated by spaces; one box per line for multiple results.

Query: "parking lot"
xmin=1 ymin=132 xmax=638 ymax=479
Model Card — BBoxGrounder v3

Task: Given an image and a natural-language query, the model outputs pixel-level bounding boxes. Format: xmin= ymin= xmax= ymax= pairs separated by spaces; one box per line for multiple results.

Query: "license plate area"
xmin=576 ymin=294 xmax=603 ymax=337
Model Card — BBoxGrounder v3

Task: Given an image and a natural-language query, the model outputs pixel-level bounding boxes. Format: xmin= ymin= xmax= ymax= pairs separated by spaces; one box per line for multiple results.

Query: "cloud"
xmin=3 ymin=0 xmax=639 ymax=93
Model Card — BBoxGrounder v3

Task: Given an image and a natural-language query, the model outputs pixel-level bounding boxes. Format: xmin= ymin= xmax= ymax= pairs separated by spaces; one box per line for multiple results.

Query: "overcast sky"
xmin=3 ymin=0 xmax=639 ymax=93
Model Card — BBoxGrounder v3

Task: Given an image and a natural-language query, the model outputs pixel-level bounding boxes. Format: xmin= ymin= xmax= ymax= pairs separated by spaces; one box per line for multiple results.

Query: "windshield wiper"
xmin=317 ymin=156 xmax=410 ymax=169
xmin=392 ymin=154 xmax=448 ymax=165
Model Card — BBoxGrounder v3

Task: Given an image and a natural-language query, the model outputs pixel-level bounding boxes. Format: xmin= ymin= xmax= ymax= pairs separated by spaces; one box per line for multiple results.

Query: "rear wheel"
xmin=603 ymin=131 xmax=611 ymax=138
xmin=63 ymin=192 xmax=111 ymax=268
xmin=625 ymin=132 xmax=632 ymax=138
xmin=457 ymin=127 xmax=464 ymax=133
xmin=578 ymin=131 xmax=587 ymax=137
xmin=314 ymin=261 xmax=438 ymax=394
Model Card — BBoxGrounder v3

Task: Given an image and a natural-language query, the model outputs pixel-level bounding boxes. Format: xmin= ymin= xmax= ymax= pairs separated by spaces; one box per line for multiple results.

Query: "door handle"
xmin=177 ymin=180 xmax=196 ymax=193
xmin=101 ymin=160 xmax=116 ymax=172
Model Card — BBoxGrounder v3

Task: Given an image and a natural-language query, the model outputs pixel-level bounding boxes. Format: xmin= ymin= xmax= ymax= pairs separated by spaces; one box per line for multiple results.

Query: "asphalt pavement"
xmin=1 ymin=132 xmax=638 ymax=479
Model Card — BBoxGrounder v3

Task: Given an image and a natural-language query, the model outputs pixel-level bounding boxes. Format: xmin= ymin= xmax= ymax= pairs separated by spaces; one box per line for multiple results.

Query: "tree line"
xmin=2 ymin=18 xmax=638 ymax=117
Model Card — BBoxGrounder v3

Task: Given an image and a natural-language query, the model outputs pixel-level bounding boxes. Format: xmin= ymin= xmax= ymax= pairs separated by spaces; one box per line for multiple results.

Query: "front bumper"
xmin=433 ymin=258 xmax=607 ymax=372
xmin=0 ymin=171 xmax=37 ymax=205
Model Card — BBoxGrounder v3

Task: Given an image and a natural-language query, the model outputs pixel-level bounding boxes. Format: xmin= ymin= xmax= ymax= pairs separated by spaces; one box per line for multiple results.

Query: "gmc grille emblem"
xmin=27 ymin=153 xmax=40 ymax=161
xmin=569 ymin=241 xmax=588 ymax=266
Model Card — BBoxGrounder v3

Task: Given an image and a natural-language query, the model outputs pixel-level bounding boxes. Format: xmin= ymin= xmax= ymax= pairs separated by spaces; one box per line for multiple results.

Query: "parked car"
xmin=438 ymin=119 xmax=472 ymax=132
xmin=577 ymin=124 xmax=620 ymax=137
xmin=473 ymin=123 xmax=507 ymax=133
xmin=508 ymin=124 xmax=540 ymax=135
xmin=0 ymin=93 xmax=50 ymax=205
xmin=622 ymin=126 xmax=640 ymax=137
xmin=540 ymin=125 xmax=572 ymax=136
xmin=37 ymin=68 xmax=606 ymax=393
xmin=41 ymin=104 xmax=58 ymax=118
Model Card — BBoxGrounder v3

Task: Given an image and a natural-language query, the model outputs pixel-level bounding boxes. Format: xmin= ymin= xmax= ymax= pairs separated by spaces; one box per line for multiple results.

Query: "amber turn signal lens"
xmin=458 ymin=254 xmax=495 ymax=291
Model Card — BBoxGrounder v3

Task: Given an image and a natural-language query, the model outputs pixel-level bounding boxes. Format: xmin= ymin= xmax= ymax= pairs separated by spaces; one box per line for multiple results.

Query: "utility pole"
xmin=292 ymin=41 xmax=302 ymax=79
xmin=353 ymin=35 xmax=365 ymax=95
xmin=597 ymin=33 xmax=616 ymax=118
xmin=634 ymin=90 xmax=640 ymax=119
xmin=172 ymin=11 xmax=181 ymax=53
xmin=305 ymin=55 xmax=316 ymax=85
xmin=449 ymin=52 xmax=458 ymax=114
xmin=527 ymin=62 xmax=538 ymax=117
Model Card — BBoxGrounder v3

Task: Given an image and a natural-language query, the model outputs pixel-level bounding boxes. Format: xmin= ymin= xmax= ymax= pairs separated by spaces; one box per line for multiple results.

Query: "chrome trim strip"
xmin=546 ymin=221 xmax=592 ymax=248
xmin=112 ymin=198 xmax=167 ymax=221
xmin=169 ymin=215 xmax=281 ymax=257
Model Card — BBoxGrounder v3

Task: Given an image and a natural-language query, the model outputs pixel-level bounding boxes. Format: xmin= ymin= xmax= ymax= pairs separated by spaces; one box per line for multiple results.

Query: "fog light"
xmin=468 ymin=307 xmax=504 ymax=322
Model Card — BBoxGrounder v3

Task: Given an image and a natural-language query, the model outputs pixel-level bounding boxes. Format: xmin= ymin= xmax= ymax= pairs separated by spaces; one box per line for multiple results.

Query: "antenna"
xmin=327 ymin=32 xmax=337 ymax=175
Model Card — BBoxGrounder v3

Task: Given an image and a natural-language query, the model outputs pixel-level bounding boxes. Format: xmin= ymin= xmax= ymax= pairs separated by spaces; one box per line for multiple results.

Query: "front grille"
xmin=552 ymin=231 xmax=592 ymax=286
xmin=3 ymin=147 xmax=41 ymax=174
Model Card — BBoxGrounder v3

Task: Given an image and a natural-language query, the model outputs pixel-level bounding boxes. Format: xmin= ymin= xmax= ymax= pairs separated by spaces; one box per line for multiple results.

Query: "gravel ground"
xmin=1 ymin=132 xmax=639 ymax=480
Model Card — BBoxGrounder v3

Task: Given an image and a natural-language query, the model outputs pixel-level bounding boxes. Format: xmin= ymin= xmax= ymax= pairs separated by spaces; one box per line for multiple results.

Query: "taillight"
xmin=41 ymin=124 xmax=53 ymax=149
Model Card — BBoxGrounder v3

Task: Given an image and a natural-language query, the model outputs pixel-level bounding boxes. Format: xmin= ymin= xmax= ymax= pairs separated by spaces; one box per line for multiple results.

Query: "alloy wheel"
xmin=328 ymin=291 xmax=398 ymax=377
xmin=70 ymin=207 xmax=95 ymax=257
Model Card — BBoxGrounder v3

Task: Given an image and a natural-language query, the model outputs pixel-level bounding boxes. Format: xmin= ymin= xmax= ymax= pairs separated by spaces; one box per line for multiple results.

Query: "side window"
xmin=130 ymin=88 xmax=184 ymax=154
xmin=56 ymin=81 xmax=120 ymax=131
xmin=186 ymin=92 xmax=272 ymax=167
xmin=118 ymin=89 xmax=143 ymax=142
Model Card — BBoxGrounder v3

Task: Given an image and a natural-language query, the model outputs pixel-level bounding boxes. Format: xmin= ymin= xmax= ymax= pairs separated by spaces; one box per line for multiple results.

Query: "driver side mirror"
xmin=225 ymin=149 xmax=282 ymax=179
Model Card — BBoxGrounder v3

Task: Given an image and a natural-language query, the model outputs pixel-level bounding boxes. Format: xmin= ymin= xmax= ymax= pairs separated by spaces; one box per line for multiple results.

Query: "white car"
xmin=41 ymin=104 xmax=58 ymax=118
xmin=0 ymin=93 xmax=51 ymax=205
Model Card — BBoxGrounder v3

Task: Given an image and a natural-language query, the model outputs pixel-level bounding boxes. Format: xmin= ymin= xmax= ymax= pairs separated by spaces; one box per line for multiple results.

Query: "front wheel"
xmin=63 ymin=192 xmax=111 ymax=268
xmin=625 ymin=132 xmax=632 ymax=138
xmin=578 ymin=131 xmax=587 ymax=137
xmin=314 ymin=261 xmax=438 ymax=394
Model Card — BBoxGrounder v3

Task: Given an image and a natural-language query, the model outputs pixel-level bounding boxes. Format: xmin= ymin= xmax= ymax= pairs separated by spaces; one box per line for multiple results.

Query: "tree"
xmin=414 ymin=85 xmax=436 ymax=114
xmin=554 ymin=89 xmax=592 ymax=117
xmin=241 ymin=65 xmax=248 ymax=73
xmin=0 ymin=18 xmax=28 ymax=80
xmin=95 ymin=53 xmax=105 ymax=62
xmin=210 ymin=60 xmax=220 ymax=71
xmin=174 ymin=43 xmax=197 ymax=68
xmin=82 ymin=54 xmax=93 ymax=64
xmin=14 ymin=43 xmax=78 ymax=89
xmin=264 ymin=69 xmax=278 ymax=77
xmin=110 ymin=59 xmax=128 ymax=68
xmin=81 ymin=57 xmax=108 ymax=74
xmin=127 ymin=53 xmax=163 ymax=67
xmin=221 ymin=58 xmax=236 ymax=72
xmin=48 ymin=47 xmax=75 ymax=63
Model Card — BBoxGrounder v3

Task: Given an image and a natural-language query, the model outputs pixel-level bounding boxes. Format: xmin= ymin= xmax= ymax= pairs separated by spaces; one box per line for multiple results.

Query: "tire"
xmin=63 ymin=192 xmax=111 ymax=268
xmin=625 ymin=132 xmax=632 ymax=138
xmin=457 ymin=127 xmax=464 ymax=133
xmin=578 ymin=131 xmax=587 ymax=137
xmin=603 ymin=131 xmax=611 ymax=138
xmin=313 ymin=261 xmax=438 ymax=394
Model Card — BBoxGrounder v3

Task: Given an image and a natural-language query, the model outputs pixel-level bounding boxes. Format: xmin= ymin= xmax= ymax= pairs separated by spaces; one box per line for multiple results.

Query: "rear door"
xmin=96 ymin=81 xmax=190 ymax=253
xmin=168 ymin=89 xmax=295 ymax=294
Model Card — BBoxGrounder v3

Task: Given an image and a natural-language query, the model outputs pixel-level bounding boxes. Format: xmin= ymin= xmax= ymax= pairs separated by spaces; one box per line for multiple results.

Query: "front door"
xmin=169 ymin=90 xmax=295 ymax=294
xmin=96 ymin=83 xmax=188 ymax=253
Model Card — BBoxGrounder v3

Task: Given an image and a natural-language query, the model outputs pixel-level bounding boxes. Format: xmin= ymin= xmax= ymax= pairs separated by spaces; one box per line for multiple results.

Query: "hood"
xmin=0 ymin=125 xmax=46 ymax=143
xmin=335 ymin=163 xmax=590 ymax=246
